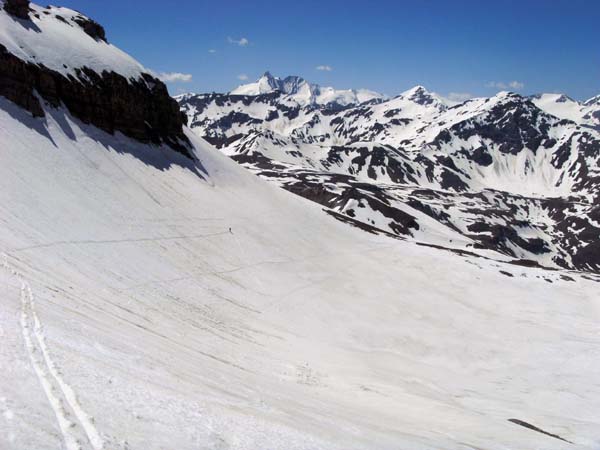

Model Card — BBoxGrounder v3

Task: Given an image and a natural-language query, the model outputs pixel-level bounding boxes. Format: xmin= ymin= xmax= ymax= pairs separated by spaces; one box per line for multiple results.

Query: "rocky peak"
xmin=3 ymin=0 xmax=30 ymax=19
xmin=231 ymin=72 xmax=383 ymax=107
xmin=279 ymin=75 xmax=309 ymax=95
xmin=396 ymin=85 xmax=447 ymax=110
xmin=257 ymin=71 xmax=278 ymax=91
xmin=555 ymin=94 xmax=575 ymax=103
xmin=256 ymin=72 xmax=308 ymax=96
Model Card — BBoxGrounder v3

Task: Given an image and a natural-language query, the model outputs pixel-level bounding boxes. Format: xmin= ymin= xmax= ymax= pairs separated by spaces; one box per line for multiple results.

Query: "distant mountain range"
xmin=228 ymin=71 xmax=384 ymax=107
xmin=178 ymin=74 xmax=600 ymax=273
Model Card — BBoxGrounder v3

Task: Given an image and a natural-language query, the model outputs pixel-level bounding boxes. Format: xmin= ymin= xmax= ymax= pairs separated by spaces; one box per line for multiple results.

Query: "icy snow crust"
xmin=1 ymin=98 xmax=600 ymax=449
xmin=0 ymin=3 xmax=146 ymax=81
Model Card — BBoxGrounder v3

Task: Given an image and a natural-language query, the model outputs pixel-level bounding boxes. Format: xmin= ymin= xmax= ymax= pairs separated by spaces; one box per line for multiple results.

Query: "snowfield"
xmin=2 ymin=98 xmax=600 ymax=449
xmin=0 ymin=3 xmax=146 ymax=81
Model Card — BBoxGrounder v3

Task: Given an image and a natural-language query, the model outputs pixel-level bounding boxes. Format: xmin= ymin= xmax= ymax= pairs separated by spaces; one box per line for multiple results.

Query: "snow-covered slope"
xmin=531 ymin=93 xmax=600 ymax=131
xmin=229 ymin=71 xmax=384 ymax=107
xmin=2 ymin=3 xmax=600 ymax=449
xmin=3 ymin=93 xmax=600 ymax=450
xmin=0 ymin=2 xmax=144 ymax=80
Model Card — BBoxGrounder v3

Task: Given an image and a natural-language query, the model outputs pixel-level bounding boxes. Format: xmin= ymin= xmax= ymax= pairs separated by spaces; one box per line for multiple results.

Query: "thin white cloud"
xmin=237 ymin=74 xmax=249 ymax=81
xmin=508 ymin=81 xmax=524 ymax=89
xmin=446 ymin=92 xmax=473 ymax=103
xmin=208 ymin=49 xmax=217 ymax=54
xmin=486 ymin=80 xmax=524 ymax=90
xmin=316 ymin=65 xmax=333 ymax=72
xmin=228 ymin=37 xmax=249 ymax=46
xmin=153 ymin=72 xmax=193 ymax=83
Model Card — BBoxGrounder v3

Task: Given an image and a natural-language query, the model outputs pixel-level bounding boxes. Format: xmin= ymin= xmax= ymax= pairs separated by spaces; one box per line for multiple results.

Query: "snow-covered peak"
xmin=530 ymin=93 xmax=576 ymax=104
xmin=584 ymin=94 xmax=600 ymax=107
xmin=400 ymin=85 xmax=428 ymax=98
xmin=0 ymin=2 xmax=147 ymax=81
xmin=398 ymin=85 xmax=449 ymax=109
xmin=493 ymin=90 xmax=518 ymax=99
xmin=372 ymin=85 xmax=449 ymax=119
xmin=478 ymin=91 xmax=532 ymax=110
xmin=173 ymin=92 xmax=197 ymax=102
xmin=531 ymin=92 xmax=600 ymax=129
xmin=230 ymin=71 xmax=305 ymax=96
xmin=230 ymin=71 xmax=384 ymax=107
xmin=530 ymin=92 xmax=579 ymax=105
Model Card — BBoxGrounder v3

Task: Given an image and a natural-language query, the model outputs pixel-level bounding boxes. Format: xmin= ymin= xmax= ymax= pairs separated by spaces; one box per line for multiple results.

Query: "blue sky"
xmin=59 ymin=0 xmax=598 ymax=100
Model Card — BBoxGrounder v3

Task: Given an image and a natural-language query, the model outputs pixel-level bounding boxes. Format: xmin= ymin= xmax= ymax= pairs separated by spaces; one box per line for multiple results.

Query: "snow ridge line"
xmin=2 ymin=254 xmax=104 ymax=450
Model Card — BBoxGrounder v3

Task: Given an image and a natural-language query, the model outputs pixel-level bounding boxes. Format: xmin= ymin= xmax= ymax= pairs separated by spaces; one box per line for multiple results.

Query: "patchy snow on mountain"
xmin=180 ymin=85 xmax=600 ymax=273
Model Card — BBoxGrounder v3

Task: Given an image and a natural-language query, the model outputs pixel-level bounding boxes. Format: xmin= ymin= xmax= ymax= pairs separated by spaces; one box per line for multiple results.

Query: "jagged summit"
xmin=230 ymin=71 xmax=308 ymax=96
xmin=230 ymin=71 xmax=384 ymax=107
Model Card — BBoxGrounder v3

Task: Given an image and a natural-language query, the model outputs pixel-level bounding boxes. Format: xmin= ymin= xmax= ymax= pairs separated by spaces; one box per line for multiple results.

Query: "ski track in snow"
xmin=10 ymin=230 xmax=231 ymax=253
xmin=2 ymin=254 xmax=104 ymax=450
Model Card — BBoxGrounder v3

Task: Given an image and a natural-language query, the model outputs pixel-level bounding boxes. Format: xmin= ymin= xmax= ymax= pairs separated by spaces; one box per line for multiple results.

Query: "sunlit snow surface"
xmin=0 ymin=3 xmax=146 ymax=80
xmin=1 ymin=98 xmax=600 ymax=449
xmin=531 ymin=93 xmax=600 ymax=131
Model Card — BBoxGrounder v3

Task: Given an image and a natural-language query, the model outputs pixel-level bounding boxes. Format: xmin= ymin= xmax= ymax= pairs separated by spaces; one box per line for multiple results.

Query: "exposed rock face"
xmin=72 ymin=15 xmax=107 ymax=42
xmin=0 ymin=44 xmax=43 ymax=116
xmin=0 ymin=44 xmax=191 ymax=157
xmin=3 ymin=0 xmax=30 ymax=19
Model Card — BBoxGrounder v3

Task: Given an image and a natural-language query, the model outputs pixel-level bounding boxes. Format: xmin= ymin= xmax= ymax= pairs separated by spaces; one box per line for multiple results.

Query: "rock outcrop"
xmin=0 ymin=44 xmax=190 ymax=156
xmin=3 ymin=0 xmax=30 ymax=19
xmin=72 ymin=15 xmax=107 ymax=42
